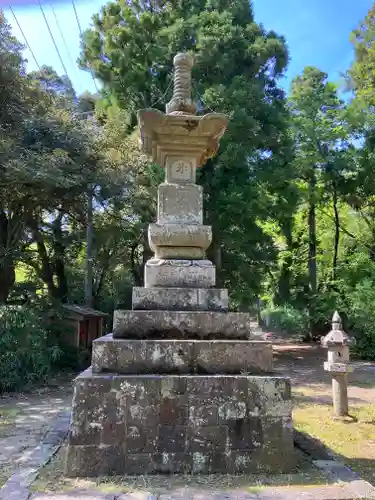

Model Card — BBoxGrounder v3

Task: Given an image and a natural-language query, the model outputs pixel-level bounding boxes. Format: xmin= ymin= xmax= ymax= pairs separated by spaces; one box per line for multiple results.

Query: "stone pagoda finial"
xmin=166 ymin=52 xmax=197 ymax=116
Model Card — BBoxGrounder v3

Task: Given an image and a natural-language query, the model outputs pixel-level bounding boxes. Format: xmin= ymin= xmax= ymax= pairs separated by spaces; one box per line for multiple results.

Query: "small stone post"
xmin=321 ymin=311 xmax=355 ymax=419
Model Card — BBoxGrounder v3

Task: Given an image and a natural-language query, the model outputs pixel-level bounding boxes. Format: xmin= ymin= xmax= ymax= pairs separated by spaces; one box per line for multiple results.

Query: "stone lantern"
xmin=321 ymin=311 xmax=355 ymax=419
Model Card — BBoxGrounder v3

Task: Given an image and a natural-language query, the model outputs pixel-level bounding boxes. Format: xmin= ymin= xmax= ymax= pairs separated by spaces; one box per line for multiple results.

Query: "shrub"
xmin=261 ymin=305 xmax=309 ymax=338
xmin=0 ymin=302 xmax=63 ymax=392
xmin=345 ymin=277 xmax=375 ymax=360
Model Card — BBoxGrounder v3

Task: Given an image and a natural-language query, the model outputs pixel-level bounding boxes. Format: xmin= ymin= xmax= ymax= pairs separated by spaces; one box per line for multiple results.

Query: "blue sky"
xmin=4 ymin=0 xmax=374 ymax=95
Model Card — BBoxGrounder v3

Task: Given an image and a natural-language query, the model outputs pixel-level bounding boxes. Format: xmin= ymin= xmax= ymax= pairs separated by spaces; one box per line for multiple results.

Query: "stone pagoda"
xmin=65 ymin=53 xmax=294 ymax=477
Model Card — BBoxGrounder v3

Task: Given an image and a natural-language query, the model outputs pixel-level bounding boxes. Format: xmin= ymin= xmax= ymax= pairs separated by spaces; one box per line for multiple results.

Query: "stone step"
xmin=91 ymin=334 xmax=272 ymax=375
xmin=132 ymin=287 xmax=228 ymax=312
xmin=113 ymin=310 xmax=252 ymax=339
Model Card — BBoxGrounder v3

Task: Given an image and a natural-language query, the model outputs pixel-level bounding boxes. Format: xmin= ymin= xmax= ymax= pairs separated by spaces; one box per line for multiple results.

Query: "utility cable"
xmin=71 ymin=0 xmax=99 ymax=93
xmin=192 ymin=81 xmax=215 ymax=113
xmin=150 ymin=71 xmax=173 ymax=108
xmin=38 ymin=0 xmax=70 ymax=78
xmin=9 ymin=6 xmax=41 ymax=71
xmin=50 ymin=2 xmax=83 ymax=93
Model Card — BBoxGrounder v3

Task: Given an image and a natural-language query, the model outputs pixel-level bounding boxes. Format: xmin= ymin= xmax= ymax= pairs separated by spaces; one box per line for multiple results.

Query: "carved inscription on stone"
xmin=171 ymin=160 xmax=191 ymax=181
xmin=166 ymin=159 xmax=196 ymax=184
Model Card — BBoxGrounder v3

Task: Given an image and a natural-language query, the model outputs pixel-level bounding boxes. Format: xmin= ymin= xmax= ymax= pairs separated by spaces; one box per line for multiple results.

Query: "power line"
xmin=50 ymin=3 xmax=83 ymax=93
xmin=38 ymin=0 xmax=70 ymax=78
xmin=150 ymin=71 xmax=173 ymax=108
xmin=9 ymin=6 xmax=41 ymax=71
xmin=71 ymin=0 xmax=99 ymax=93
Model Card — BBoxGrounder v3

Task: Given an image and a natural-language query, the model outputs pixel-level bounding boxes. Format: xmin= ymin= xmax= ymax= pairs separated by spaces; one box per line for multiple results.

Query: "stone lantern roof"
xmin=321 ymin=311 xmax=355 ymax=347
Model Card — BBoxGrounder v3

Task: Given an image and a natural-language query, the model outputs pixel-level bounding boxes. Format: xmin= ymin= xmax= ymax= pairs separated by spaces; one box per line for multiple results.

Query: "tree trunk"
xmin=0 ymin=260 xmax=15 ymax=304
xmin=141 ymin=225 xmax=153 ymax=286
xmin=52 ymin=212 xmax=68 ymax=302
xmin=0 ymin=210 xmax=17 ymax=303
xmin=85 ymin=190 xmax=94 ymax=307
xmin=130 ymin=243 xmax=142 ymax=286
xmin=207 ymin=235 xmax=222 ymax=286
xmin=332 ymin=182 xmax=340 ymax=282
xmin=35 ymin=233 xmax=56 ymax=299
xmin=275 ymin=217 xmax=293 ymax=305
xmin=307 ymin=171 xmax=317 ymax=339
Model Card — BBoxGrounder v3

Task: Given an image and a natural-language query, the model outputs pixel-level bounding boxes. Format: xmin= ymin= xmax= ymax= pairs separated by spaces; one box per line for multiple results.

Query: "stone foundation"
xmin=132 ymin=287 xmax=228 ymax=311
xmin=91 ymin=335 xmax=273 ymax=374
xmin=113 ymin=310 xmax=252 ymax=339
xmin=65 ymin=371 xmax=295 ymax=477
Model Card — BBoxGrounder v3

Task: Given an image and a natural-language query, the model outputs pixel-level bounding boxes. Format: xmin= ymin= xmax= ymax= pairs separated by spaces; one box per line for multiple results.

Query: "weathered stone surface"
xmin=132 ymin=287 xmax=228 ymax=312
xmin=112 ymin=310 xmax=252 ymax=339
xmin=154 ymin=246 xmax=206 ymax=259
xmin=66 ymin=52 xmax=294 ymax=481
xmin=92 ymin=335 xmax=273 ymax=374
xmin=149 ymin=223 xmax=212 ymax=251
xmin=30 ymin=493 xmax=115 ymax=499
xmin=158 ymin=183 xmax=203 ymax=224
xmin=256 ymin=484 xmax=362 ymax=499
xmin=194 ymin=340 xmax=272 ymax=374
xmin=138 ymin=110 xmax=228 ymax=170
xmin=65 ymin=372 xmax=294 ymax=477
xmin=159 ymin=490 xmax=258 ymax=500
xmin=144 ymin=259 xmax=215 ymax=288
xmin=165 ymin=157 xmax=197 ymax=184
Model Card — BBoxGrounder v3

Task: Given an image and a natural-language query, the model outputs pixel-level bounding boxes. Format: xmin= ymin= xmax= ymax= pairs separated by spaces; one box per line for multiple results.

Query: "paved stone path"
xmin=0 ymin=387 xmax=72 ymax=470
xmin=27 ymin=482 xmax=375 ymax=499
xmin=0 ymin=385 xmax=73 ymax=500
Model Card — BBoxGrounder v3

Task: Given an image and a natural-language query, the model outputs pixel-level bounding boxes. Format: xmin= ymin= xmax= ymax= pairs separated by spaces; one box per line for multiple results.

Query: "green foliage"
xmin=261 ymin=305 xmax=309 ymax=338
xmin=80 ymin=0 xmax=291 ymax=299
xmin=0 ymin=301 xmax=63 ymax=392
xmin=4 ymin=1 xmax=375 ymax=373
xmin=350 ymin=5 xmax=375 ymax=109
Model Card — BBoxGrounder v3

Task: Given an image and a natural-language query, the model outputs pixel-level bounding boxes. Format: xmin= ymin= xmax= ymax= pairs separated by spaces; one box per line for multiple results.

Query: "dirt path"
xmin=273 ymin=343 xmax=375 ymax=404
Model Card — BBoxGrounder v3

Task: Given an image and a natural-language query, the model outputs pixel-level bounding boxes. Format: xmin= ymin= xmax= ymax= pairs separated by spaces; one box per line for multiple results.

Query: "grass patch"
xmin=31 ymin=445 xmax=331 ymax=495
xmin=0 ymin=466 xmax=12 ymax=487
xmin=293 ymin=402 xmax=375 ymax=485
xmin=0 ymin=407 xmax=20 ymax=437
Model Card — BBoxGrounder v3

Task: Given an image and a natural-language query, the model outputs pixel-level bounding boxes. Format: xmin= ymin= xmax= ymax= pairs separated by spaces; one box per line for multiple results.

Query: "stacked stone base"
xmin=65 ymin=371 xmax=295 ymax=477
xmin=91 ymin=335 xmax=273 ymax=374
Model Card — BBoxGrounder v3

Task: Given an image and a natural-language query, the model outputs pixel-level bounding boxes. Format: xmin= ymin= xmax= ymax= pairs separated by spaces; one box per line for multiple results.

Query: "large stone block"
xmin=149 ymin=223 xmax=212 ymax=250
xmin=91 ymin=335 xmax=273 ymax=374
xmin=65 ymin=372 xmax=294 ymax=477
xmin=112 ymin=310 xmax=252 ymax=339
xmin=149 ymin=223 xmax=212 ymax=259
xmin=144 ymin=259 xmax=215 ymax=288
xmin=153 ymin=246 xmax=206 ymax=259
xmin=157 ymin=183 xmax=203 ymax=224
xmin=132 ymin=287 xmax=228 ymax=311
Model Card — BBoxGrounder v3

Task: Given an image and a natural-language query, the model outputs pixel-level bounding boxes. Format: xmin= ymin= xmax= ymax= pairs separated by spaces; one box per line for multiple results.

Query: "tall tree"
xmin=350 ymin=5 xmax=375 ymax=109
xmin=79 ymin=0 xmax=289 ymax=303
xmin=288 ymin=67 xmax=354 ymax=334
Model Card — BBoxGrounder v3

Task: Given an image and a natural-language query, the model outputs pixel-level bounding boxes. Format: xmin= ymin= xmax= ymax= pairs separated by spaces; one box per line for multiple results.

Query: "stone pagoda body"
xmin=65 ymin=53 xmax=294 ymax=476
